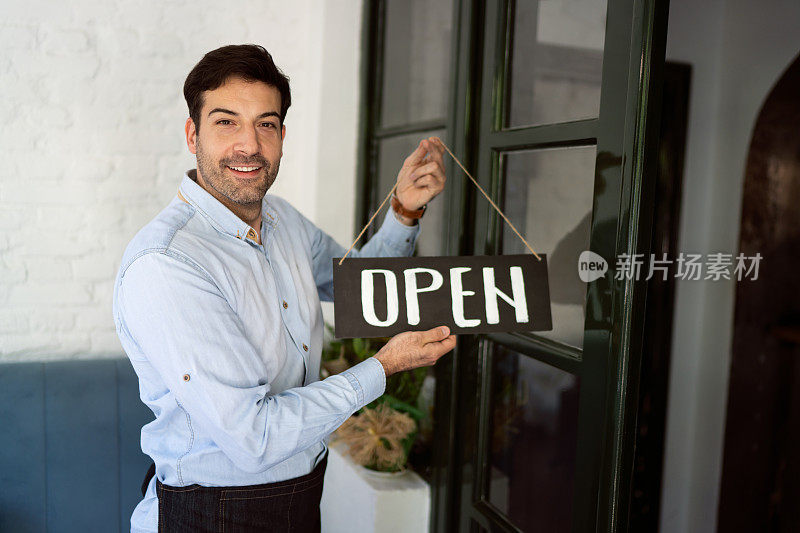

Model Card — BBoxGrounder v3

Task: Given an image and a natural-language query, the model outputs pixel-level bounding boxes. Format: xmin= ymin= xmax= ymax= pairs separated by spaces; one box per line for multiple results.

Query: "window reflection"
xmin=501 ymin=146 xmax=596 ymax=349
xmin=488 ymin=345 xmax=579 ymax=532
xmin=381 ymin=0 xmax=453 ymax=128
xmin=505 ymin=0 xmax=607 ymax=128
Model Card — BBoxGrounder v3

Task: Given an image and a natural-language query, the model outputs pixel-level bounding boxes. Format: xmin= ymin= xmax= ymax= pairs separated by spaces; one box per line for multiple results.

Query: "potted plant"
xmin=321 ymin=325 xmax=429 ymax=473
xmin=320 ymin=325 xmax=434 ymax=532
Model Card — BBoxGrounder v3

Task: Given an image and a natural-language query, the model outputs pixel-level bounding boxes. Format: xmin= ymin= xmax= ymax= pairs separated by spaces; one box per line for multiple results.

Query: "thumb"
xmin=420 ymin=325 xmax=450 ymax=344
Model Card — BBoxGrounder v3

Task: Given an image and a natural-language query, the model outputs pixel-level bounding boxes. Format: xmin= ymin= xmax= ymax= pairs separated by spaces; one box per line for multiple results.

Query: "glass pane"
xmin=501 ymin=146 xmax=595 ymax=349
xmin=488 ymin=345 xmax=579 ymax=532
xmin=505 ymin=0 xmax=607 ymax=128
xmin=381 ymin=0 xmax=453 ymax=128
xmin=376 ymin=131 xmax=448 ymax=257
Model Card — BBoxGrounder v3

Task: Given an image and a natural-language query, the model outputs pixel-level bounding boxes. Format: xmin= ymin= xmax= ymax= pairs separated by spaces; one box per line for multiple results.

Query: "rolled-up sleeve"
xmin=116 ymin=251 xmax=385 ymax=474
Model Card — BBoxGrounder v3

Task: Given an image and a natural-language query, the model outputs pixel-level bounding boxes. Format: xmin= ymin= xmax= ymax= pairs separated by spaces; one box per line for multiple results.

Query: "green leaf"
xmin=377 ymin=394 xmax=426 ymax=421
xmin=352 ymin=337 xmax=371 ymax=360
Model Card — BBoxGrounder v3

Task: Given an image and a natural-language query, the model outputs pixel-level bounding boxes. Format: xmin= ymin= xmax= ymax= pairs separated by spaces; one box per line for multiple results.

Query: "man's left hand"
xmin=394 ymin=136 xmax=447 ymax=216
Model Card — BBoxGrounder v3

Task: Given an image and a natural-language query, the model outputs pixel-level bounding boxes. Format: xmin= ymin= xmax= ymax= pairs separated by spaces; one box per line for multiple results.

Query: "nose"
xmin=233 ymin=124 xmax=259 ymax=155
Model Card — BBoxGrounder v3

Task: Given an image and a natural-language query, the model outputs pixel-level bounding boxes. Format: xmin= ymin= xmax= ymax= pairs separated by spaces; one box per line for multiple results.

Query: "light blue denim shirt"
xmin=113 ymin=170 xmax=419 ymax=532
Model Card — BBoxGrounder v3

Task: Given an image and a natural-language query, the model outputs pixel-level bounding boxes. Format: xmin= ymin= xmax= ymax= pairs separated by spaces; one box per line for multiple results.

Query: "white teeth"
xmin=229 ymin=166 xmax=259 ymax=172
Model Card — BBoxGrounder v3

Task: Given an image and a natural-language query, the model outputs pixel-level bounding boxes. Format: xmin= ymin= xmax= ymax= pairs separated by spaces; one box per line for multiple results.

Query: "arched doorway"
xmin=718 ymin=52 xmax=800 ymax=532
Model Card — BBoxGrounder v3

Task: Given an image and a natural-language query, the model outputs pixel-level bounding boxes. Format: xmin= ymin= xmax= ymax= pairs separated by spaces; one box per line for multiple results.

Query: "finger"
xmin=423 ymin=141 xmax=444 ymax=163
xmin=412 ymin=175 xmax=437 ymax=192
xmin=427 ymin=136 xmax=444 ymax=151
xmin=422 ymin=139 xmax=441 ymax=163
xmin=428 ymin=159 xmax=446 ymax=175
xmin=423 ymin=335 xmax=457 ymax=360
xmin=409 ymin=161 xmax=441 ymax=181
xmin=427 ymin=150 xmax=445 ymax=170
xmin=416 ymin=163 xmax=446 ymax=183
xmin=412 ymin=169 xmax=446 ymax=191
xmin=420 ymin=325 xmax=450 ymax=344
xmin=427 ymin=137 xmax=446 ymax=158
xmin=403 ymin=140 xmax=428 ymax=167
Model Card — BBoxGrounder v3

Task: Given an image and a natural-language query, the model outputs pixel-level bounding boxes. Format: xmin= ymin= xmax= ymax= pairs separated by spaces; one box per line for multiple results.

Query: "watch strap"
xmin=390 ymin=194 xmax=426 ymax=219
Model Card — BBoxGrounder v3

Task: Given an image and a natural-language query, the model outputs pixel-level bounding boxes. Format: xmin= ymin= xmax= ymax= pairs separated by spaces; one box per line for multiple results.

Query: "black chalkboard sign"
xmin=333 ymin=254 xmax=552 ymax=338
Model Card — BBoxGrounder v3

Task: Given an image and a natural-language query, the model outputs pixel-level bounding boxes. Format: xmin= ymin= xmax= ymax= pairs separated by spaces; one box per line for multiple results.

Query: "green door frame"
xmin=431 ymin=0 xmax=670 ymax=531
xmin=356 ymin=0 xmax=669 ymax=530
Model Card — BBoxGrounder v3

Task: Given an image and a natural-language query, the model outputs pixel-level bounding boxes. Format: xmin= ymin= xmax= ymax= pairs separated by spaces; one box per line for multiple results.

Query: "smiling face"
xmin=185 ymin=76 xmax=285 ymax=210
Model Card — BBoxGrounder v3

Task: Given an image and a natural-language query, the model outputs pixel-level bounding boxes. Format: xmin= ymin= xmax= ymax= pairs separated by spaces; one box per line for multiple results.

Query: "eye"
xmin=260 ymin=122 xmax=277 ymax=129
xmin=216 ymin=119 xmax=233 ymax=125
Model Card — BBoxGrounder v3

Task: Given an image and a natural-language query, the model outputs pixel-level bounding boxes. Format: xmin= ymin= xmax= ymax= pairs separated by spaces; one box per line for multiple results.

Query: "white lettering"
xmin=483 ymin=267 xmax=529 ymax=324
xmin=404 ymin=268 xmax=444 ymax=325
xmin=361 ymin=269 xmax=399 ymax=327
xmin=450 ymin=267 xmax=481 ymax=328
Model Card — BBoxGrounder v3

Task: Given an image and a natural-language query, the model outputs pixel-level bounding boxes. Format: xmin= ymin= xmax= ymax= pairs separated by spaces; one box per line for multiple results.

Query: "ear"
xmin=185 ymin=117 xmax=198 ymax=155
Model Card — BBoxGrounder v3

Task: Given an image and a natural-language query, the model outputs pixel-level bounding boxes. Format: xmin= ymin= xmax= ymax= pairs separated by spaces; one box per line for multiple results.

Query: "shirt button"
xmin=247 ymin=229 xmax=256 ymax=239
xmin=183 ymin=374 xmax=190 ymax=382
xmin=302 ymin=344 xmax=308 ymax=352
xmin=283 ymin=301 xmax=288 ymax=309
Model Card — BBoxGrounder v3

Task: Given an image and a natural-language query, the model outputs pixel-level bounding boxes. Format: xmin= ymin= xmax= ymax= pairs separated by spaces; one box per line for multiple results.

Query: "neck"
xmin=193 ymin=169 xmax=262 ymax=242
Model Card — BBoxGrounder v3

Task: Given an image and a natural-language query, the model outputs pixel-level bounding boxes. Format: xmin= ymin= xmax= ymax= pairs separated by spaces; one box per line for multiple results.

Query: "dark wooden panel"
xmin=0 ymin=363 xmax=47 ymax=532
xmin=718 ymin=53 xmax=800 ymax=533
xmin=116 ymin=359 xmax=153 ymax=531
xmin=45 ymin=360 xmax=119 ymax=532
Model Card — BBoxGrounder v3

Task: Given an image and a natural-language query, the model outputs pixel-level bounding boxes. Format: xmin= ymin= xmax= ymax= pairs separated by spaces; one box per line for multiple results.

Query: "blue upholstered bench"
xmin=0 ymin=358 xmax=154 ymax=533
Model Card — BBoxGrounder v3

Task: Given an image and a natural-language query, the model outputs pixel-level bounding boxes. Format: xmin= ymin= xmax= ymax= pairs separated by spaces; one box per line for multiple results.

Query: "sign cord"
xmin=339 ymin=140 xmax=541 ymax=264
xmin=339 ymin=181 xmax=398 ymax=265
xmin=439 ymin=142 xmax=540 ymax=261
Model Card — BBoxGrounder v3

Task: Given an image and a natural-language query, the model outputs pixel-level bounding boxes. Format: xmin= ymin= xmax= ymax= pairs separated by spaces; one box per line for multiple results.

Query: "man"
xmin=112 ymin=44 xmax=455 ymax=532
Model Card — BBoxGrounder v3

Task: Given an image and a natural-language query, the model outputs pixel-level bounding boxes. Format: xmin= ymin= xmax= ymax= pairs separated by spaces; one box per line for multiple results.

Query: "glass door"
xmin=432 ymin=0 xmax=669 ymax=531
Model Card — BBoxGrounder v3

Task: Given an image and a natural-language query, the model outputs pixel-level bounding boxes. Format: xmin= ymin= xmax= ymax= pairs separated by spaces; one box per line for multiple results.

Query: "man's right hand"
xmin=374 ymin=326 xmax=457 ymax=377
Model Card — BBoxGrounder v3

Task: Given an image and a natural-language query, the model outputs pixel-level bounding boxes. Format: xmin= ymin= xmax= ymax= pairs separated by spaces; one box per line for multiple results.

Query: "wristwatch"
xmin=391 ymin=194 xmax=426 ymax=219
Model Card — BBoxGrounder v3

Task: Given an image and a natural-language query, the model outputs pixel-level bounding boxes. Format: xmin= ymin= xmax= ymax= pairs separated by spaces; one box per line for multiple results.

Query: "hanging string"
xmin=338 ymin=182 xmax=398 ymax=265
xmin=439 ymin=142 xmax=540 ymax=261
xmin=338 ymin=140 xmax=541 ymax=264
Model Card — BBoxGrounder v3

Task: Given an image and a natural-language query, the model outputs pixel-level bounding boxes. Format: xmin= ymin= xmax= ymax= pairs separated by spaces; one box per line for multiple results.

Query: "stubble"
xmin=195 ymin=138 xmax=279 ymax=206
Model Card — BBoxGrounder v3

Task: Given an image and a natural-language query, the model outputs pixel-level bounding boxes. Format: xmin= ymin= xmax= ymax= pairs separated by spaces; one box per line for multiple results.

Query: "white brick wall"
xmin=0 ymin=0 xmax=363 ymax=360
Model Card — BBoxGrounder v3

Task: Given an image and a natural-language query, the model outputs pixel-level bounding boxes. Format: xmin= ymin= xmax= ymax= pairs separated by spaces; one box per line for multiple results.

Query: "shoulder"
xmin=117 ymin=199 xmax=205 ymax=279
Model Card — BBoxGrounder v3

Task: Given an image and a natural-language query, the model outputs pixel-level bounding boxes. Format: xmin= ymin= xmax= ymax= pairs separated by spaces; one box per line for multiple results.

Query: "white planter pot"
xmin=321 ymin=440 xmax=430 ymax=533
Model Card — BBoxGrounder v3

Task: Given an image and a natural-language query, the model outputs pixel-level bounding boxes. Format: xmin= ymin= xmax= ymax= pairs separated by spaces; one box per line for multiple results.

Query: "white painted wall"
xmin=660 ymin=1 xmax=800 ymax=531
xmin=0 ymin=1 xmax=363 ymax=360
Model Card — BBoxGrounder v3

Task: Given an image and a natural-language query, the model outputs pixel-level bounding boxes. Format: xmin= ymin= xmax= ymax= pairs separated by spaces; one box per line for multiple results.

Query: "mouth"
xmin=226 ymin=165 xmax=264 ymax=178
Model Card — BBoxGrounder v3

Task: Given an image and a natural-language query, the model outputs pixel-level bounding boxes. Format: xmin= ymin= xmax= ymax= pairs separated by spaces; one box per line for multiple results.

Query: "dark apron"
xmin=151 ymin=456 xmax=327 ymax=533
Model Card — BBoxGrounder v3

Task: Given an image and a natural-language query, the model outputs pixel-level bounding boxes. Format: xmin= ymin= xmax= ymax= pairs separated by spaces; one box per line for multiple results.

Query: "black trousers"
xmin=155 ymin=457 xmax=327 ymax=533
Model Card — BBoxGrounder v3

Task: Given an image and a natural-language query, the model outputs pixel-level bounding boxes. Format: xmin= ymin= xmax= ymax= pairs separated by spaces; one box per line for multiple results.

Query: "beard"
xmin=195 ymin=139 xmax=279 ymax=206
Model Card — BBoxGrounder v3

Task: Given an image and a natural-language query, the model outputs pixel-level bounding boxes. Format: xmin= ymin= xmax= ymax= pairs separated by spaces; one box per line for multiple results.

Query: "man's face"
xmin=185 ymin=76 xmax=285 ymax=207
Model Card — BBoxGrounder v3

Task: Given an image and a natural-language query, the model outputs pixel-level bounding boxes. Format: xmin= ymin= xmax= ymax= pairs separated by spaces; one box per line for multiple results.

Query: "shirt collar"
xmin=178 ymin=169 xmax=279 ymax=243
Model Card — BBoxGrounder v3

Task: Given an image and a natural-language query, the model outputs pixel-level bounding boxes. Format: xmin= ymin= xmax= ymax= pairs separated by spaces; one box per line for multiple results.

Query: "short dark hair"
xmin=183 ymin=44 xmax=291 ymax=131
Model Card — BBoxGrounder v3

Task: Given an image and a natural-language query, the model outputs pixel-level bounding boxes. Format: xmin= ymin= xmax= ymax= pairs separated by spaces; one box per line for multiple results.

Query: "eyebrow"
xmin=207 ymin=108 xmax=281 ymax=120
